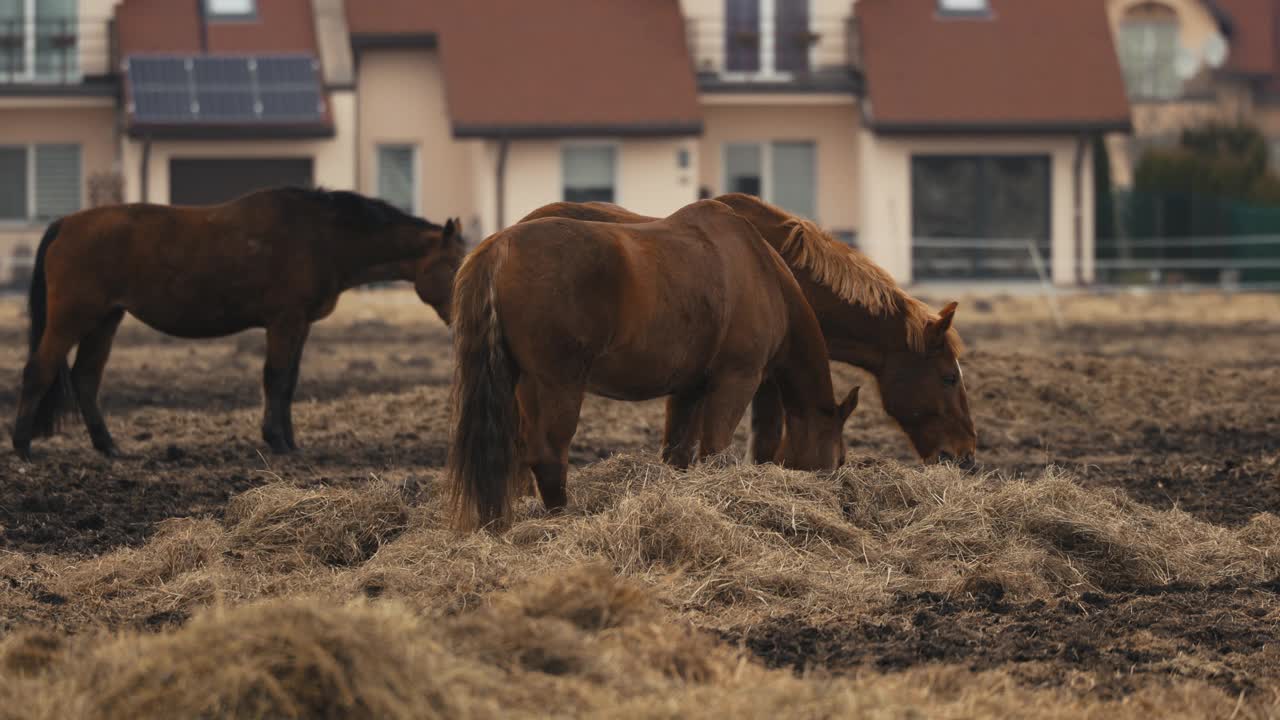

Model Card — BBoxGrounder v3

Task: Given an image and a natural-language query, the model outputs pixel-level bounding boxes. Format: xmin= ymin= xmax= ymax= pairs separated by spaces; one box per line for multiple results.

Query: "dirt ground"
xmin=1 ymin=287 xmax=1278 ymax=717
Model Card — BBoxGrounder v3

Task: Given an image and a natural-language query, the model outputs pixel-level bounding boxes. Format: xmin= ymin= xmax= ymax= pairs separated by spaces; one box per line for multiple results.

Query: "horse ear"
xmin=928 ymin=301 xmax=958 ymax=348
xmin=443 ymin=218 xmax=457 ymax=238
xmin=838 ymin=386 xmax=860 ymax=423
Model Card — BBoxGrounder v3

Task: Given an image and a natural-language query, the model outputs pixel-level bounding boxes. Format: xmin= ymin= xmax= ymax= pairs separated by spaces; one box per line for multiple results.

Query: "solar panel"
xmin=126 ymin=54 xmax=325 ymax=125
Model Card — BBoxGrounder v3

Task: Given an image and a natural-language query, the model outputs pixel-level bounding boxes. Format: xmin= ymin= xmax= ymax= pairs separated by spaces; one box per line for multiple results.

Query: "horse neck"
xmin=339 ymin=226 xmax=433 ymax=273
xmin=340 ymin=257 xmax=418 ymax=290
xmin=813 ymin=287 xmax=917 ymax=376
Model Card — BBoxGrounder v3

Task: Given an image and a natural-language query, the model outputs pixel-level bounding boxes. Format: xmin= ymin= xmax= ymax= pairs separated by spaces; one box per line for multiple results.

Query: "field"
xmin=1 ymin=288 xmax=1278 ymax=718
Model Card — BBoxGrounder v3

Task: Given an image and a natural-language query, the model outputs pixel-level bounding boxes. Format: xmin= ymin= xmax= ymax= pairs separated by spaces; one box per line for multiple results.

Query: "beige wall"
xmin=699 ymin=98 xmax=860 ymax=231
xmin=618 ymin=138 xmax=700 ymax=217
xmin=858 ymin=132 xmax=1094 ymax=286
xmin=472 ymin=137 xmax=699 ymax=238
xmin=0 ymin=101 xmax=117 ymax=284
xmin=120 ymin=91 xmax=357 ymax=204
xmin=356 ymin=49 xmax=479 ymax=228
xmin=80 ymin=0 xmax=116 ymax=77
xmin=680 ymin=0 xmax=853 ymax=74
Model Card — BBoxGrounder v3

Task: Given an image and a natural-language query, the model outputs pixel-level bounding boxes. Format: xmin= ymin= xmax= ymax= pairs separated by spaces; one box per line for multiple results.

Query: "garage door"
xmin=169 ymin=158 xmax=314 ymax=206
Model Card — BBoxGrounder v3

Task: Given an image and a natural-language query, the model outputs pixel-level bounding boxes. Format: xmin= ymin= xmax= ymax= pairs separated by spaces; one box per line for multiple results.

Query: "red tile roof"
xmin=1214 ymin=0 xmax=1278 ymax=76
xmin=857 ymin=0 xmax=1131 ymax=133
xmin=114 ymin=0 xmax=329 ymax=137
xmin=115 ymin=0 xmax=319 ymax=56
xmin=345 ymin=0 xmax=440 ymax=36
xmin=433 ymin=0 xmax=701 ymax=137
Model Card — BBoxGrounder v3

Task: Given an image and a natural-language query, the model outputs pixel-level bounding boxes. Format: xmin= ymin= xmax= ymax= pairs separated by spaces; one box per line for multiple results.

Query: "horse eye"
xmin=942 ymin=374 xmax=959 ymax=387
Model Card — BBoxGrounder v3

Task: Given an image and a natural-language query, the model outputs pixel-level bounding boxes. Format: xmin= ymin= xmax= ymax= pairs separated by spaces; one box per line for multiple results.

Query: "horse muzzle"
xmin=937 ymin=451 xmax=978 ymax=473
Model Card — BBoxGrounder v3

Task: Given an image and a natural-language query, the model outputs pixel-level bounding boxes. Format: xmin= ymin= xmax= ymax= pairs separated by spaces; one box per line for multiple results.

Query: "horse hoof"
xmin=96 ymin=444 xmax=122 ymax=459
xmin=13 ymin=446 xmax=32 ymax=462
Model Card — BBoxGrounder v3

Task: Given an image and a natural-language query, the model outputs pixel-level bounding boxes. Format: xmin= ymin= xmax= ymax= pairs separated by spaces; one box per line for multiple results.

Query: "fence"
xmin=910 ymin=235 xmax=1280 ymax=291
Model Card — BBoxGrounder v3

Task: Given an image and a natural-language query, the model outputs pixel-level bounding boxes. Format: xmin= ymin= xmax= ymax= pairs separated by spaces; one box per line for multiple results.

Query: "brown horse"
xmin=520 ymin=196 xmax=976 ymax=467
xmin=450 ymin=199 xmax=859 ymax=530
xmin=13 ymin=187 xmax=465 ymax=459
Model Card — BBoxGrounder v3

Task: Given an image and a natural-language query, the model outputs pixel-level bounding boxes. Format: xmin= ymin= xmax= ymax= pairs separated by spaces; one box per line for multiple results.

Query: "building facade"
xmin=0 ymin=0 xmax=1135 ymax=287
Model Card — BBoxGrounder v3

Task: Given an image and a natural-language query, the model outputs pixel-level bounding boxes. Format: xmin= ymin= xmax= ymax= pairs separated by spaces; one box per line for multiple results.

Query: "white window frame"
xmin=375 ymin=143 xmax=420 ymax=215
xmin=937 ymin=0 xmax=990 ymax=15
xmin=205 ymin=0 xmax=257 ymax=21
xmin=721 ymin=139 xmax=818 ymax=221
xmin=560 ymin=141 xmax=619 ymax=205
xmin=720 ymin=0 xmax=815 ymax=82
xmin=0 ymin=0 xmax=80 ymax=83
xmin=1119 ymin=17 xmax=1182 ymax=101
xmin=0 ymin=142 xmax=82 ymax=226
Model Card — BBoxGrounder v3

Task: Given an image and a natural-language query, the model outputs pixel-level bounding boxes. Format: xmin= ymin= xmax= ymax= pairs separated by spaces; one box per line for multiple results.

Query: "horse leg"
xmin=661 ymin=386 xmax=706 ymax=469
xmin=697 ymin=371 xmax=761 ymax=461
xmin=522 ymin=378 xmax=585 ymax=514
xmin=280 ymin=328 xmax=310 ymax=452
xmin=12 ymin=320 xmax=81 ymax=460
xmin=71 ymin=309 xmax=125 ymax=457
xmin=747 ymin=377 xmax=784 ymax=465
xmin=515 ymin=381 xmax=539 ymax=498
xmin=261 ymin=319 xmax=308 ymax=454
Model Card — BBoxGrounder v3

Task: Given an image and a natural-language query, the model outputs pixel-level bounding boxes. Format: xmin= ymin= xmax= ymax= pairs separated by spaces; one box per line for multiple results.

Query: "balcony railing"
xmin=0 ymin=18 xmax=110 ymax=84
xmin=685 ymin=14 xmax=859 ymax=88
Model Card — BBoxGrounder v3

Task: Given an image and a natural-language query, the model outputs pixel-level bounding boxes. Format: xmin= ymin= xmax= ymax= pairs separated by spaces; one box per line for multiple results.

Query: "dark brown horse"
xmin=450 ymin=200 xmax=859 ymax=530
xmin=520 ymin=196 xmax=976 ymax=467
xmin=13 ymin=187 xmax=465 ymax=459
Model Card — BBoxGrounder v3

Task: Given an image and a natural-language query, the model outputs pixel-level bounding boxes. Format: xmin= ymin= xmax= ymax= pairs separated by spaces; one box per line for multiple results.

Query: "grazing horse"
xmin=520 ymin=196 xmax=976 ymax=468
xmin=13 ymin=187 xmax=465 ymax=459
xmin=450 ymin=200 xmax=859 ymax=530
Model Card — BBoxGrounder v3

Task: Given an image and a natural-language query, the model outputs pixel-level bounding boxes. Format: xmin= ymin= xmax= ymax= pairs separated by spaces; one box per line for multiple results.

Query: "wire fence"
xmin=912 ymin=235 xmax=1280 ymax=291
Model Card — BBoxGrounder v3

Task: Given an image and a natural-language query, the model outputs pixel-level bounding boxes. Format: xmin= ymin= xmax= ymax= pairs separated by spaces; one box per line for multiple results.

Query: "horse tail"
xmin=26 ymin=218 xmax=77 ymax=437
xmin=448 ymin=238 xmax=520 ymax=531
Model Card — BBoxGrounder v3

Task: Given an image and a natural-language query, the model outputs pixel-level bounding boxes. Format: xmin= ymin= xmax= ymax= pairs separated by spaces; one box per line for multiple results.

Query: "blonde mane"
xmin=777 ymin=217 xmax=964 ymax=356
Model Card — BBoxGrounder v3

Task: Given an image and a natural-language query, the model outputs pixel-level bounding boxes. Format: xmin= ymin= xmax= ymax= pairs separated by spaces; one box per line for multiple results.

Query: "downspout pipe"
xmin=1073 ymin=132 xmax=1087 ymax=286
xmin=140 ymin=133 xmax=152 ymax=203
xmin=197 ymin=0 xmax=208 ymax=53
xmin=495 ymin=136 xmax=510 ymax=230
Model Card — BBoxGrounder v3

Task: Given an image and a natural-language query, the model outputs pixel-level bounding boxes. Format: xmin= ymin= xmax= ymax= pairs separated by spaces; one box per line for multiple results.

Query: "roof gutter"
xmin=454 ymin=121 xmax=704 ymax=140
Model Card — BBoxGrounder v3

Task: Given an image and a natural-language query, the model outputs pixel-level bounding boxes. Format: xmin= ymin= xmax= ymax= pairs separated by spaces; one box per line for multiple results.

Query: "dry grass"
xmin=2 ymin=454 xmax=1278 ymax=717
xmin=1 ymin=566 xmax=1274 ymax=720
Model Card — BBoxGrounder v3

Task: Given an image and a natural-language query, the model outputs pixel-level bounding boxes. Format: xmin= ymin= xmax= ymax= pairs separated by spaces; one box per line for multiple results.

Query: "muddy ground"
xmin=1 ymin=288 xmax=1278 ymax=707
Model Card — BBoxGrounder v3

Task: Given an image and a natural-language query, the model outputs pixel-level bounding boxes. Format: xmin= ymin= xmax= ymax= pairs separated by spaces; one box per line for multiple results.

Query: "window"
xmin=938 ymin=0 xmax=989 ymax=14
xmin=0 ymin=0 xmax=78 ymax=82
xmin=0 ymin=143 xmax=81 ymax=222
xmin=562 ymin=145 xmax=616 ymax=203
xmin=377 ymin=145 xmax=418 ymax=214
xmin=1118 ymin=6 xmax=1181 ymax=100
xmin=723 ymin=140 xmax=817 ymax=219
xmin=724 ymin=0 xmax=810 ymax=76
xmin=911 ymin=155 xmax=1051 ymax=279
xmin=205 ymin=0 xmax=256 ymax=20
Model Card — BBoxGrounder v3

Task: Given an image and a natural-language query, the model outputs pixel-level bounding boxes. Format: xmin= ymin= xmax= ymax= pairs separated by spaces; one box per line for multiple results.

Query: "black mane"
xmin=281 ymin=186 xmax=439 ymax=231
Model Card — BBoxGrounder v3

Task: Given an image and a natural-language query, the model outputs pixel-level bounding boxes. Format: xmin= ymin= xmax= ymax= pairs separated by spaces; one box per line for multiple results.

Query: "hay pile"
xmin=2 ymin=566 xmax=1274 ymax=720
xmin=1 ymin=455 xmax=1278 ymax=717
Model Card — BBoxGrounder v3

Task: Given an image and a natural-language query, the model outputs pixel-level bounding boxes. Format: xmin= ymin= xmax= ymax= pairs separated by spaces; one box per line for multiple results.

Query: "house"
xmin=1104 ymin=0 xmax=1280 ymax=184
xmin=0 ymin=0 xmax=1135 ymax=288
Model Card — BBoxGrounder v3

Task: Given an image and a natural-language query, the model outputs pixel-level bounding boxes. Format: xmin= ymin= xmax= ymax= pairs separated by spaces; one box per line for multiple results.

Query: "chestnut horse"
xmin=450 ymin=199 xmax=859 ymax=530
xmin=520 ymin=196 xmax=976 ymax=467
xmin=13 ymin=187 xmax=465 ymax=459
